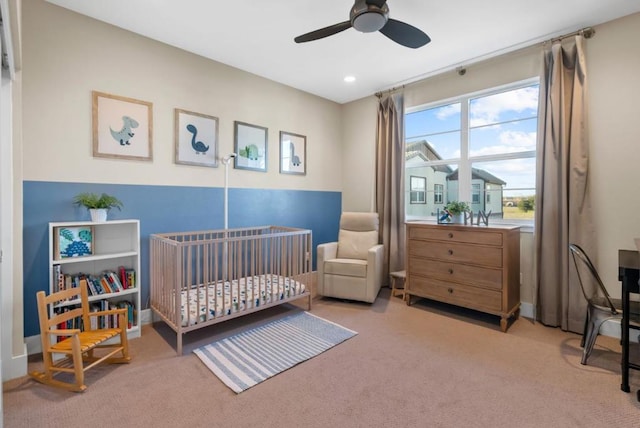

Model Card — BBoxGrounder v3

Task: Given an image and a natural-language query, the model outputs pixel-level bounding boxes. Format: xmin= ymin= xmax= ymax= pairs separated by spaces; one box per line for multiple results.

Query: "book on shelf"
xmin=59 ymin=270 xmax=135 ymax=297
xmin=118 ymin=266 xmax=136 ymax=289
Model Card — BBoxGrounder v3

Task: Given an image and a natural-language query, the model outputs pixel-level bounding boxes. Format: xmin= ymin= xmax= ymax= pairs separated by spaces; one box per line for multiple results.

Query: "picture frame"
xmin=92 ymin=91 xmax=153 ymax=161
xmin=54 ymin=226 xmax=94 ymax=259
xmin=174 ymin=108 xmax=219 ymax=167
xmin=233 ymin=121 xmax=268 ymax=172
xmin=279 ymin=131 xmax=306 ymax=175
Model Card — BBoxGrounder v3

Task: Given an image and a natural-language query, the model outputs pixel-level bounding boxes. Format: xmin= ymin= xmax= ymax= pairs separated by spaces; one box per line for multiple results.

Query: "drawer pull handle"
xmin=448 ymin=269 xmax=453 ymax=274
xmin=448 ymin=249 xmax=453 ymax=255
xmin=448 ymin=233 xmax=453 ymax=238
xmin=448 ymin=288 xmax=453 ymax=294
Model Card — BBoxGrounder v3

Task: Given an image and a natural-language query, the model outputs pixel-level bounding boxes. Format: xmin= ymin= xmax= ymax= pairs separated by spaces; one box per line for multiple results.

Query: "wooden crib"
xmin=150 ymin=226 xmax=312 ymax=354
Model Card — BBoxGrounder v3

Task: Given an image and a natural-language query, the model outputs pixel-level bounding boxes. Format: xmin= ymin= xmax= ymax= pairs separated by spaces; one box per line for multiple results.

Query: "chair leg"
xmin=580 ymin=309 xmax=590 ymax=348
xmin=71 ymin=335 xmax=86 ymax=391
xmin=582 ymin=317 xmax=606 ymax=365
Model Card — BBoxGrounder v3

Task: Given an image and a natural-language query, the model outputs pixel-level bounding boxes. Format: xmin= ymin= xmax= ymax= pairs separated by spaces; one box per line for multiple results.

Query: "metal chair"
xmin=569 ymin=243 xmax=640 ymax=365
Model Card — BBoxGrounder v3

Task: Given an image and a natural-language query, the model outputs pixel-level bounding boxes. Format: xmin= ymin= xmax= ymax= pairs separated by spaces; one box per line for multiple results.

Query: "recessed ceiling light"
xmin=344 ymin=75 xmax=356 ymax=83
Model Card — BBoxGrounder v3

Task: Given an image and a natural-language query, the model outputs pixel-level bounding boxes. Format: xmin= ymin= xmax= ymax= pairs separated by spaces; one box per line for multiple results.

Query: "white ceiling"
xmin=46 ymin=0 xmax=640 ymax=104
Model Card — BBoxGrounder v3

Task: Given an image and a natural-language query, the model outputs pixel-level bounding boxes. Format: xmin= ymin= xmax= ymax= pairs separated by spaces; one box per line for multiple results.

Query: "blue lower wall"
xmin=23 ymin=181 xmax=341 ymax=337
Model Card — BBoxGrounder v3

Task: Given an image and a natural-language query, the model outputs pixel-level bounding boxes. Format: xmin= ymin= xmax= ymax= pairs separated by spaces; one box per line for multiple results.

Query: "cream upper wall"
xmin=340 ymin=95 xmax=377 ymax=212
xmin=587 ymin=12 xmax=640 ymax=291
xmin=342 ymin=12 xmax=640 ymax=301
xmin=22 ymin=0 xmax=343 ymax=191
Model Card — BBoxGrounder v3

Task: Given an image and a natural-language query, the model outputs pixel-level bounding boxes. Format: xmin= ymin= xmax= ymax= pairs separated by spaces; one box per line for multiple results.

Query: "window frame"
xmin=405 ymin=77 xmax=539 ymax=226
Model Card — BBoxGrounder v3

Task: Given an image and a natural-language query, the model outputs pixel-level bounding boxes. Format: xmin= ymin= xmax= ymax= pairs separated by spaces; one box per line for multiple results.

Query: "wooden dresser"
xmin=405 ymin=222 xmax=520 ymax=331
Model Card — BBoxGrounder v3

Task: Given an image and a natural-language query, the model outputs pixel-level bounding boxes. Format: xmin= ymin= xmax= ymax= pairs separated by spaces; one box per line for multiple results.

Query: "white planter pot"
xmin=90 ymin=208 xmax=108 ymax=222
xmin=450 ymin=213 xmax=464 ymax=224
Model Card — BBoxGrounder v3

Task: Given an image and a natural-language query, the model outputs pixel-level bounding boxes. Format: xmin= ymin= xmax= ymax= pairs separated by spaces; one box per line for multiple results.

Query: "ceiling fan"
xmin=294 ymin=0 xmax=431 ymax=49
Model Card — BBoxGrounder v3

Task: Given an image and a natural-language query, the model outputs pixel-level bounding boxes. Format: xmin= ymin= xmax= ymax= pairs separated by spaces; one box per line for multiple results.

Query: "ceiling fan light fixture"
xmin=352 ymin=12 xmax=386 ymax=33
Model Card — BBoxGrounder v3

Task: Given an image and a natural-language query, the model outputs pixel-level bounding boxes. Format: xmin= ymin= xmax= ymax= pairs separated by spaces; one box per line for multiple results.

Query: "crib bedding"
xmin=181 ymin=274 xmax=306 ymax=326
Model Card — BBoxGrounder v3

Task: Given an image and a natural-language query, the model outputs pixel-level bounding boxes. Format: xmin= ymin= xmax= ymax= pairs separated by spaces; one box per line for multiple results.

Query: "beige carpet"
xmin=3 ymin=288 xmax=639 ymax=427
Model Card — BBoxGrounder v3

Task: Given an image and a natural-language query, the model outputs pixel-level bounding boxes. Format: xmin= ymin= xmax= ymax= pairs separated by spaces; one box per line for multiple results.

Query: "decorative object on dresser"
xmin=317 ymin=212 xmax=384 ymax=303
xmin=405 ymin=222 xmax=520 ymax=332
xmin=439 ymin=201 xmax=470 ymax=224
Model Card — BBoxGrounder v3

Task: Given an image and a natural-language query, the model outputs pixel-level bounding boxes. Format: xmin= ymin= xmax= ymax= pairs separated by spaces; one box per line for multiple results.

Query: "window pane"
xmin=405 ymin=165 xmax=453 ymax=217
xmin=406 ymin=102 xmax=461 ymax=161
xmin=469 ymin=85 xmax=539 ymax=157
xmin=406 ymin=103 xmax=461 ymax=135
xmin=469 ymin=117 xmax=537 ymax=157
xmin=472 ymin=158 xmax=536 ymax=220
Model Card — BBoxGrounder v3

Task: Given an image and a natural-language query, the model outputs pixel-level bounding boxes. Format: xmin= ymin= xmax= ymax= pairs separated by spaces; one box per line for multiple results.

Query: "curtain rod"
xmin=375 ymin=85 xmax=404 ymax=99
xmin=374 ymin=26 xmax=596 ymax=97
xmin=546 ymin=26 xmax=595 ymax=44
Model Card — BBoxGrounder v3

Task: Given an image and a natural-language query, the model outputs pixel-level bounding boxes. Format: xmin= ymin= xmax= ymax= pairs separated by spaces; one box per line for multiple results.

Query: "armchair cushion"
xmin=337 ymin=230 xmax=378 ymax=259
xmin=324 ymin=258 xmax=368 ymax=277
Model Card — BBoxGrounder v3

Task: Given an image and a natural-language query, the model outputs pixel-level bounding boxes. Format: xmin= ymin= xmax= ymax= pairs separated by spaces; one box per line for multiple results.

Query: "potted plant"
xmin=445 ymin=201 xmax=470 ymax=224
xmin=73 ymin=192 xmax=123 ymax=222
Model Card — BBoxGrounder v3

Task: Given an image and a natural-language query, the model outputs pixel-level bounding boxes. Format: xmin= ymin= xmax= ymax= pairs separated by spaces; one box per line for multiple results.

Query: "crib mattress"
xmin=181 ymin=274 xmax=306 ymax=326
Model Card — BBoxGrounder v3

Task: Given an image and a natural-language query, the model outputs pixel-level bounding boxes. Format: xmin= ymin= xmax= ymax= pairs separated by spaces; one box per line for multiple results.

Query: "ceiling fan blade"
xmin=294 ymin=21 xmax=352 ymax=43
xmin=366 ymin=0 xmax=388 ymax=8
xmin=379 ymin=18 xmax=431 ymax=48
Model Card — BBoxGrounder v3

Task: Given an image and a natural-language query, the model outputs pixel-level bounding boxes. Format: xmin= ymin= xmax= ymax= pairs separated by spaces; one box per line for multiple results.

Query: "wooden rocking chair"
xmin=30 ymin=285 xmax=131 ymax=392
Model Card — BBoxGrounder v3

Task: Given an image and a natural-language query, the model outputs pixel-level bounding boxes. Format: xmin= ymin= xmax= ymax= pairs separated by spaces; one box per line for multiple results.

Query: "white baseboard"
xmin=1 ymin=343 xmax=28 ymax=381
xmin=519 ymin=302 xmax=534 ymax=319
xmin=140 ymin=308 xmax=152 ymax=325
xmin=519 ymin=302 xmax=638 ymax=343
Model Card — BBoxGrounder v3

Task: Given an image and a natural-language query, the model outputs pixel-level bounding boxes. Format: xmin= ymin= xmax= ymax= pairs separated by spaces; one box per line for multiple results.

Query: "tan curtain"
xmin=375 ymin=93 xmax=406 ymax=283
xmin=534 ymin=35 xmax=596 ymax=332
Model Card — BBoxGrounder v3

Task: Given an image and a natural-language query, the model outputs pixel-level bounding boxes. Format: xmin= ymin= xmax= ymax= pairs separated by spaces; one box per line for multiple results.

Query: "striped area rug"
xmin=193 ymin=311 xmax=357 ymax=393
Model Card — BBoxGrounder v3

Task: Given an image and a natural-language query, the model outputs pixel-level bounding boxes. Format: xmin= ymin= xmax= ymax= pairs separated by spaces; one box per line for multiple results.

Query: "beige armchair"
xmin=317 ymin=212 xmax=384 ymax=303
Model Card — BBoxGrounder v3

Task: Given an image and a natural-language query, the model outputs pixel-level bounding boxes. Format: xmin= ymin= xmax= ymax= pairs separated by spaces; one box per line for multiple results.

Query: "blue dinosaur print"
xmin=186 ymin=124 xmax=210 ymax=154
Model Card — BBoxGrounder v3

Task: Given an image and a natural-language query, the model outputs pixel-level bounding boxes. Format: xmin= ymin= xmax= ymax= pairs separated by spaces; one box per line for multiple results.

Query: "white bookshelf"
xmin=48 ymin=219 xmax=141 ymax=339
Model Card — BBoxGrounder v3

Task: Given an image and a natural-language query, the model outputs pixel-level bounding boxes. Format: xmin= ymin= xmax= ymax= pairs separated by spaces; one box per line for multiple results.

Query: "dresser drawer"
xmin=408 ymin=226 xmax=503 ymax=246
xmin=408 ymin=257 xmax=503 ymax=291
xmin=409 ymin=276 xmax=502 ymax=313
xmin=408 ymin=240 xmax=503 ymax=268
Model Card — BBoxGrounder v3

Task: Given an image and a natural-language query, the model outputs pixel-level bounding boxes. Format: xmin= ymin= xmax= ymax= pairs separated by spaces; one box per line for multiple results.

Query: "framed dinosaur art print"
xmin=92 ymin=91 xmax=153 ymax=161
xmin=174 ymin=108 xmax=219 ymax=168
xmin=233 ymin=121 xmax=268 ymax=172
xmin=279 ymin=131 xmax=306 ymax=175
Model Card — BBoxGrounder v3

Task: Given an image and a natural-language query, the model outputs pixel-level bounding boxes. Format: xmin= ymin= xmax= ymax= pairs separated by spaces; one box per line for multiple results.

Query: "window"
xmin=434 ymin=184 xmax=443 ymax=204
xmin=409 ymin=176 xmax=426 ymax=204
xmin=405 ymin=79 xmax=539 ymax=222
xmin=472 ymin=184 xmax=481 ymax=204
